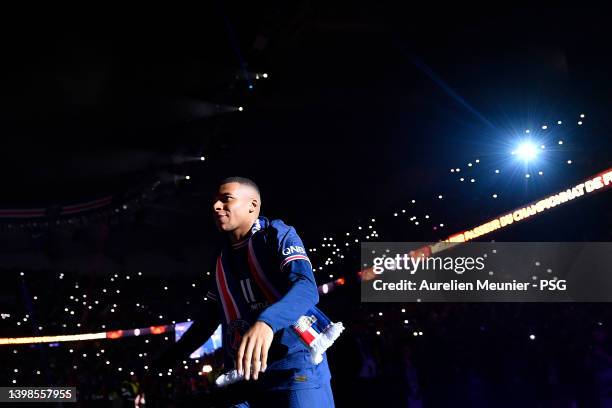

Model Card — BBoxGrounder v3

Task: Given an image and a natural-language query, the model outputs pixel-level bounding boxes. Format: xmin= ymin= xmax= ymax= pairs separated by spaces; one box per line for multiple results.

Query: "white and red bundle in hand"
xmin=215 ymin=307 xmax=344 ymax=387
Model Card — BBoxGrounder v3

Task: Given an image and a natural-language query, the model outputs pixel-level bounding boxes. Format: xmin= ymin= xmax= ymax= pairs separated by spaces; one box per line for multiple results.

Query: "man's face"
xmin=212 ymin=182 xmax=257 ymax=232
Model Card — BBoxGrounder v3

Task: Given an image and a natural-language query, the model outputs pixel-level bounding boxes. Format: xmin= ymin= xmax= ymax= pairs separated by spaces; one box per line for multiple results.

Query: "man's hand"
xmin=236 ymin=321 xmax=274 ymax=381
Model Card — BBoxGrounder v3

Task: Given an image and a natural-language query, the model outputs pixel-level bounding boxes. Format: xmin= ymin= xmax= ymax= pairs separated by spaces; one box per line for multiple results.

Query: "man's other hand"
xmin=236 ymin=321 xmax=273 ymax=381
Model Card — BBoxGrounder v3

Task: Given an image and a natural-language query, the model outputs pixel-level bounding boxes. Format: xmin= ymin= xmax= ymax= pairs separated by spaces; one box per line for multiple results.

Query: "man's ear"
xmin=249 ymin=198 xmax=259 ymax=213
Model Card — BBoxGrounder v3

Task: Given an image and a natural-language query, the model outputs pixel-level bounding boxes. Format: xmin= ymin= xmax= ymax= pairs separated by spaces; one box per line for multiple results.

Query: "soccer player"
xmin=156 ymin=177 xmax=335 ymax=407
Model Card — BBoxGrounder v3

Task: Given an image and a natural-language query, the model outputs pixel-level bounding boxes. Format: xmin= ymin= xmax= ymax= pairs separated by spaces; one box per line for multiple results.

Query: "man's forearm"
xmin=257 ymin=277 xmax=319 ymax=333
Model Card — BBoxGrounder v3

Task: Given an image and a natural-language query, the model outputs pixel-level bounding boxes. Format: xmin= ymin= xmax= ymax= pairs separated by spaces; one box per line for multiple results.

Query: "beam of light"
xmin=0 ymin=324 xmax=174 ymax=345
xmin=409 ymin=56 xmax=496 ymax=130
xmin=515 ymin=141 xmax=538 ymax=161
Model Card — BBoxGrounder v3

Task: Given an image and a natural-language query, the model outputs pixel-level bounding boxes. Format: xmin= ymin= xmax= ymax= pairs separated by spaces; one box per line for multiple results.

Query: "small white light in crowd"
xmin=460 ymin=177 xmax=464 ymax=181
xmin=475 ymin=159 xmax=480 ymax=163
xmin=492 ymin=194 xmax=498 ymax=198
xmin=401 ymin=308 xmax=406 ymax=313
xmin=238 ymin=106 xmax=244 ymax=112
xmin=438 ymin=195 xmax=443 ymax=199
xmin=134 ymin=329 xmax=141 ymax=336
xmin=186 ymin=176 xmax=191 ymax=180
xmin=557 ymin=120 xmax=562 ymax=125
xmin=200 ymin=156 xmax=205 ymax=161
xmin=567 ymin=160 xmax=572 ymax=164
xmin=413 ymin=331 xmax=418 ymax=336
xmin=411 ymin=199 xmax=416 ymax=203
xmin=578 ymin=121 xmax=583 ymax=125
xmin=542 ymin=125 xmax=547 ymax=130
xmin=202 ymin=365 xmax=213 ymax=373
xmin=525 ymin=129 xmax=530 ymax=133
xmin=541 ymin=145 xmax=545 ymax=149
xmin=580 ymin=113 xmax=585 ymax=118
xmin=376 ymin=331 xmax=381 ymax=335
xmin=468 ymin=163 xmax=473 ymax=167
xmin=418 ymin=331 xmax=423 ymax=336
xmin=404 ymin=320 xmax=409 ymax=324
xmin=378 ymin=312 xmax=383 ymax=316
xmin=20 ymin=272 xmax=24 ymax=276
xmin=106 ymin=361 xmax=110 ymax=365
xmin=525 ymin=174 xmax=530 ymax=178
xmin=262 ymin=73 xmax=268 ymax=78
xmin=322 ymin=284 xmax=329 ymax=294
xmin=558 ymin=140 xmax=563 ymax=145
xmin=118 ymin=367 xmax=122 ymax=371
xmin=539 ymin=171 xmax=543 ymax=175
xmin=529 ymin=334 xmax=536 ymax=340
xmin=470 ymin=179 xmax=475 ymax=183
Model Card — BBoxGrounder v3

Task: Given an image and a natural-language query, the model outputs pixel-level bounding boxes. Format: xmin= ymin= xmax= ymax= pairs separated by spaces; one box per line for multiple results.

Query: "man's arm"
xmin=151 ymin=291 xmax=220 ymax=370
xmin=237 ymin=222 xmax=319 ymax=380
xmin=256 ymin=226 xmax=319 ymax=332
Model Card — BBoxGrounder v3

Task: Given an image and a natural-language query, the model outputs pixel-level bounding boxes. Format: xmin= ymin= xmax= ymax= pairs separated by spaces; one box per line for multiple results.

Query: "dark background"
xmin=0 ymin=3 xmax=611 ymax=407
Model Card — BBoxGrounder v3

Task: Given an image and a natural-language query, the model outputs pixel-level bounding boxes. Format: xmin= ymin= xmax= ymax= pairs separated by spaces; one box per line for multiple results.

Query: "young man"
xmin=159 ymin=177 xmax=335 ymax=407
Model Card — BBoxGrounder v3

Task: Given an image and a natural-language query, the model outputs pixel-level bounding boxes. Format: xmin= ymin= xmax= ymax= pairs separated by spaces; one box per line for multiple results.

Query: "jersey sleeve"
xmin=257 ymin=221 xmax=320 ymax=333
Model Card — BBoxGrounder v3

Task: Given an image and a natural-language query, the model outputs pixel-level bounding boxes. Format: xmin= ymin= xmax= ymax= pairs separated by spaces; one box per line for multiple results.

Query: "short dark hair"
xmin=218 ymin=176 xmax=261 ymax=196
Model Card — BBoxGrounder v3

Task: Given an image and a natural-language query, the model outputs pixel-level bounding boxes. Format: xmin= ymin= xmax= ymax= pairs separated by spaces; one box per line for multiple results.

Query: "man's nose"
xmin=213 ymin=201 xmax=222 ymax=212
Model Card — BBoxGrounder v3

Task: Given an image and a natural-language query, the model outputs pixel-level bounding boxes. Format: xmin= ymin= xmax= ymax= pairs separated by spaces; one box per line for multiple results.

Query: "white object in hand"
xmin=215 ymin=369 xmax=244 ymax=387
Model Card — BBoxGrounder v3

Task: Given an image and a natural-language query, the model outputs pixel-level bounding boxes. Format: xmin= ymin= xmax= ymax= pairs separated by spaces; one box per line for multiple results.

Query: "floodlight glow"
xmin=515 ymin=142 xmax=538 ymax=161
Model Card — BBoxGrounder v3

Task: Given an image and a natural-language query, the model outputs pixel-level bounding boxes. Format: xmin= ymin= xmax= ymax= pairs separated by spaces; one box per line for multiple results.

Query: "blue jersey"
xmin=213 ymin=216 xmax=331 ymax=391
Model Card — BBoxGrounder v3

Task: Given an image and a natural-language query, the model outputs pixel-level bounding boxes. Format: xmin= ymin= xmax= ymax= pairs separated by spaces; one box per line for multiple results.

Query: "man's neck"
xmin=228 ymin=220 xmax=256 ymax=243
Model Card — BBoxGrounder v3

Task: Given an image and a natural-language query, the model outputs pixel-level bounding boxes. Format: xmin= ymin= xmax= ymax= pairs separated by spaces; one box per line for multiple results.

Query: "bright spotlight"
xmin=515 ymin=142 xmax=538 ymax=161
